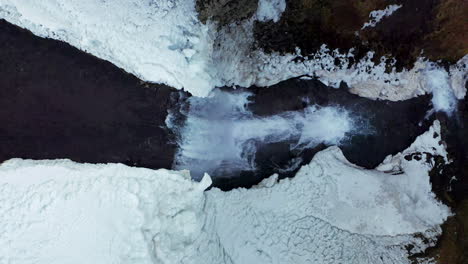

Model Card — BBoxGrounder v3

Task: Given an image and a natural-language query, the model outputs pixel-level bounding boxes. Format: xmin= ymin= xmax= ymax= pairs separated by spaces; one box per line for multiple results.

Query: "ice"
xmin=0 ymin=121 xmax=450 ymax=264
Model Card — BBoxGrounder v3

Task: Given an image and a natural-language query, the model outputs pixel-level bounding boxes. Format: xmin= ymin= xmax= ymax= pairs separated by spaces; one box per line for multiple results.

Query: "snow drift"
xmin=0 ymin=121 xmax=450 ymax=264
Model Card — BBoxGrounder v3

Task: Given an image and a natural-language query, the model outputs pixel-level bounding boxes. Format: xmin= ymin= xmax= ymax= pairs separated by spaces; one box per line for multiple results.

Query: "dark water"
xmin=203 ymin=81 xmax=434 ymax=190
xmin=0 ymin=19 xmax=178 ymax=169
xmin=0 ymin=19 xmax=452 ymax=192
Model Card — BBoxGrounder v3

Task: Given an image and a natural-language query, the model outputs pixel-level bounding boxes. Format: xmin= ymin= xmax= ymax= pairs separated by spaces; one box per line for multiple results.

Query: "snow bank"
xmin=1 ymin=1 xmax=465 ymax=101
xmin=0 ymin=0 xmax=217 ymax=97
xmin=0 ymin=160 xmax=219 ymax=264
xmin=168 ymin=89 xmax=357 ymax=179
xmin=256 ymin=0 xmax=286 ymax=22
xmin=361 ymin=4 xmax=402 ymax=29
xmin=0 ymin=121 xmax=450 ymax=264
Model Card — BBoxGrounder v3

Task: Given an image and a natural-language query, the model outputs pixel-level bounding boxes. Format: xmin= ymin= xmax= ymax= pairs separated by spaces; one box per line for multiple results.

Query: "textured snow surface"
xmin=1 ymin=1 xmax=466 ymax=101
xmin=0 ymin=122 xmax=450 ymax=264
xmin=0 ymin=161 xmax=216 ymax=264
xmin=0 ymin=0 xmax=217 ymax=97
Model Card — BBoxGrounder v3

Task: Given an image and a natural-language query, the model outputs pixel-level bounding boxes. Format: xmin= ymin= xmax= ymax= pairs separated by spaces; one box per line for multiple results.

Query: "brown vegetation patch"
xmin=423 ymin=0 xmax=468 ymax=63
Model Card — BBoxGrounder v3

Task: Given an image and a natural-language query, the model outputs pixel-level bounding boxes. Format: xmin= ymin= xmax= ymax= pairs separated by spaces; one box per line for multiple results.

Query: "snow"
xmin=0 ymin=2 xmax=459 ymax=263
xmin=209 ymin=17 xmax=466 ymax=101
xmin=0 ymin=160 xmax=216 ymax=264
xmin=167 ymin=89 xmax=359 ymax=179
xmin=449 ymin=55 xmax=468 ymax=99
xmin=362 ymin=4 xmax=402 ymax=29
xmin=256 ymin=0 xmax=286 ymax=22
xmin=0 ymin=121 xmax=450 ymax=264
xmin=0 ymin=0 xmax=217 ymax=97
xmin=1 ymin=1 xmax=466 ymax=101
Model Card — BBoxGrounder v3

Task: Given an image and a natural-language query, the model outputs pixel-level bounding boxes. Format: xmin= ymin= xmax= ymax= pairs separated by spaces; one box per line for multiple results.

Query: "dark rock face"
xmin=248 ymin=0 xmax=467 ymax=69
xmin=253 ymin=0 xmax=388 ymax=56
xmin=0 ymin=20 xmax=179 ymax=169
xmin=360 ymin=0 xmax=438 ymax=70
xmin=421 ymin=0 xmax=468 ymax=63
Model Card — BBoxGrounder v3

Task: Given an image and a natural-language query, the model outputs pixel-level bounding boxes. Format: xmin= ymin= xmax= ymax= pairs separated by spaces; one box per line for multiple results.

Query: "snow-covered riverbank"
xmin=0 ymin=122 xmax=450 ymax=264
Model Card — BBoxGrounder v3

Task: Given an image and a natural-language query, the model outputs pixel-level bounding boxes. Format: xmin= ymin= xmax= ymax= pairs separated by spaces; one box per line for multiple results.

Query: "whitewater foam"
xmin=168 ymin=89 xmax=357 ymax=179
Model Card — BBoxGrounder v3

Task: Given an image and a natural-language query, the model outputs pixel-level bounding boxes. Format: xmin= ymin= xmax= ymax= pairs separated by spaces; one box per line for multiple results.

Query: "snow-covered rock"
xmin=0 ymin=121 xmax=450 ymax=264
